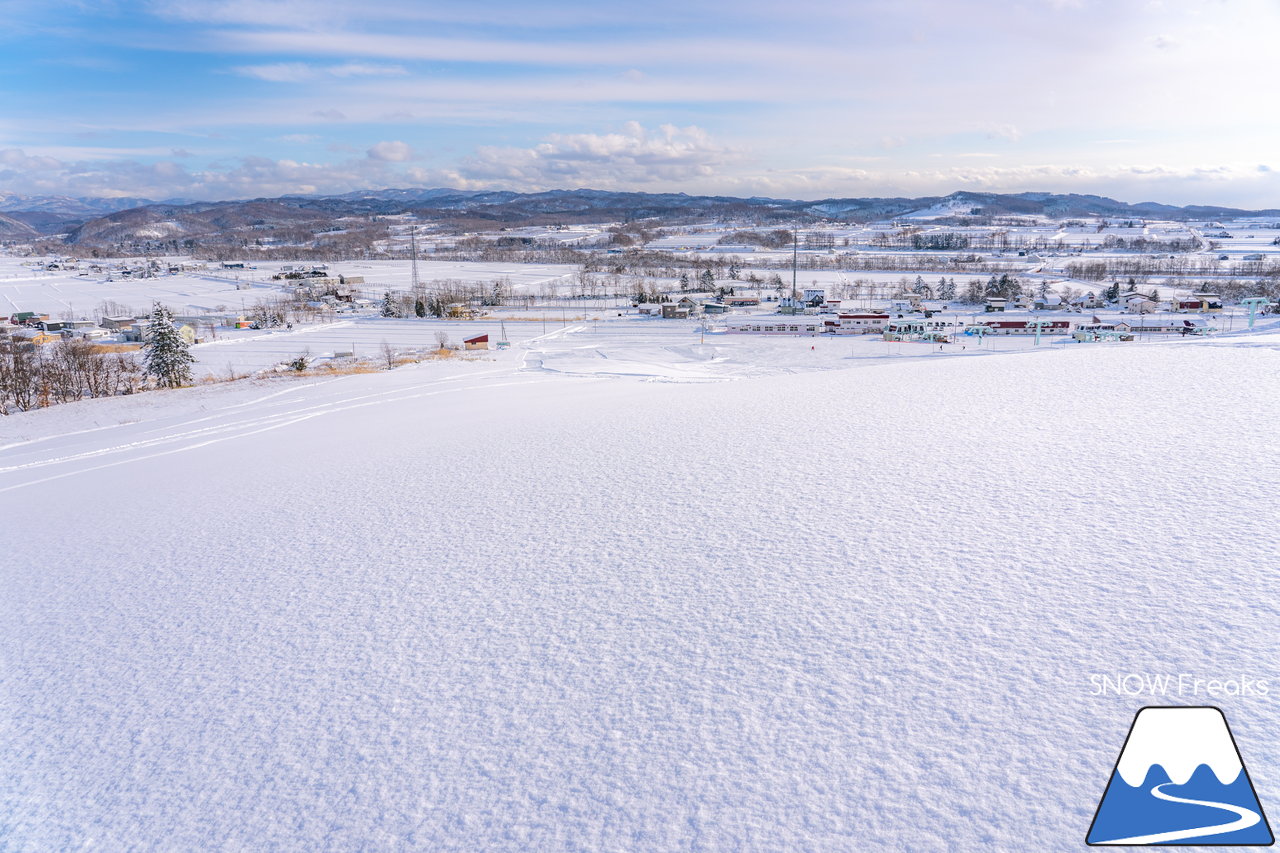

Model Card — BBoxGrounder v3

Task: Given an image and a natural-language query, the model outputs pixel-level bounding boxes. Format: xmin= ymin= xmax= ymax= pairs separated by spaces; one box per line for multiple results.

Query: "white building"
xmin=724 ymin=318 xmax=825 ymax=336
xmin=828 ymin=313 xmax=889 ymax=334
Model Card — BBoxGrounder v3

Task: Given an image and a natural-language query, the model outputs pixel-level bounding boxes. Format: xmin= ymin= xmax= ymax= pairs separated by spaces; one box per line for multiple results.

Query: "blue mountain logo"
xmin=1088 ymin=706 xmax=1274 ymax=846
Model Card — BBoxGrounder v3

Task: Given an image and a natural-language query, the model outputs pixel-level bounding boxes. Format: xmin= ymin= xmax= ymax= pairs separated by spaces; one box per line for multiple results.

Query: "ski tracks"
xmin=0 ymin=366 xmax=550 ymax=493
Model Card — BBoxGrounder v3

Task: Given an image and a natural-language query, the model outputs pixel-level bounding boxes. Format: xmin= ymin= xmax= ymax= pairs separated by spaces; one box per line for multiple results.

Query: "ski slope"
xmin=2 ymin=336 xmax=1279 ymax=851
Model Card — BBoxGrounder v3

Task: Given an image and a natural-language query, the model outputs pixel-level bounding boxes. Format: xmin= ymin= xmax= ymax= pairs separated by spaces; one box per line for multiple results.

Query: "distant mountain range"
xmin=3 ymin=188 xmax=1278 ymax=245
xmin=0 ymin=192 xmax=187 ymax=217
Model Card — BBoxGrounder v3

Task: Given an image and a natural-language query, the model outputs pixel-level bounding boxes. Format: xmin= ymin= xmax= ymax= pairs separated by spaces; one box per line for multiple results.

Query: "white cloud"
xmin=459 ymin=122 xmax=734 ymax=188
xmin=329 ymin=63 xmax=408 ymax=77
xmin=233 ymin=62 xmax=407 ymax=82
xmin=3 ymin=137 xmax=1280 ymax=208
xmin=985 ymin=124 xmax=1023 ymax=143
xmin=0 ymin=148 xmax=64 ymax=171
xmin=366 ymin=140 xmax=415 ymax=162
xmin=233 ymin=62 xmax=314 ymax=83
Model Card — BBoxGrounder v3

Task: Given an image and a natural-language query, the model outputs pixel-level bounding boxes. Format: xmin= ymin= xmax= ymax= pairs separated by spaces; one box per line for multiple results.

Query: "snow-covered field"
xmin=0 ymin=258 xmax=579 ymax=318
xmin=3 ymin=325 xmax=1279 ymax=850
xmin=190 ymin=312 xmax=1113 ymax=379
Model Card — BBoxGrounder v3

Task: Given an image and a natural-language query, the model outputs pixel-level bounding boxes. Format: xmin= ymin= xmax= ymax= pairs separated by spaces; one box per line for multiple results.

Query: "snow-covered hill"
xmin=2 ymin=338 xmax=1278 ymax=850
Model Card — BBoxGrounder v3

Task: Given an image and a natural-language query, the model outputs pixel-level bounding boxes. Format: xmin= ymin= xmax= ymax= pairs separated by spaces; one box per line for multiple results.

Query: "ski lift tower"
xmin=965 ymin=323 xmax=991 ymax=345
xmin=1240 ymin=296 xmax=1270 ymax=329
xmin=1025 ymin=317 xmax=1054 ymax=346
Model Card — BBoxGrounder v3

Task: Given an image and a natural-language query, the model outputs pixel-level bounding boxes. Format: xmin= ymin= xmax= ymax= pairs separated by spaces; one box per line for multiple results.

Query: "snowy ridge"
xmin=1115 ymin=707 xmax=1242 ymax=786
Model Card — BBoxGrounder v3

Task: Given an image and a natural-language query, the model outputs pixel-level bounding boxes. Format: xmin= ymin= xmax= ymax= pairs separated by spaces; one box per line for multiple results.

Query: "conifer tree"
xmin=142 ymin=301 xmax=195 ymax=388
xmin=380 ymin=291 xmax=399 ymax=317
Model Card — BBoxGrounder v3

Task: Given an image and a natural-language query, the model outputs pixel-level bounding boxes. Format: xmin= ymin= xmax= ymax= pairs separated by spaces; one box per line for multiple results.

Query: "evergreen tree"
xmin=699 ymin=268 xmax=715 ymax=291
xmin=728 ymin=261 xmax=741 ymax=280
xmin=380 ymin=291 xmax=400 ymax=317
xmin=414 ymin=298 xmax=426 ymax=318
xmin=142 ymin=301 xmax=195 ymax=389
xmin=679 ymin=272 xmax=690 ymax=290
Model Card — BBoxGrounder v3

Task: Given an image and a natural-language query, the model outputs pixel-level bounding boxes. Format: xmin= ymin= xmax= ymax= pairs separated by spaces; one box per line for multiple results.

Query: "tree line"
xmin=0 ymin=339 xmax=145 ymax=412
xmin=1 ymin=303 xmax=196 ymax=414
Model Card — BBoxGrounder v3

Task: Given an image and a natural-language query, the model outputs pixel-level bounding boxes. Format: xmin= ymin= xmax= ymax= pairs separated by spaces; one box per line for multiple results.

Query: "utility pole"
xmin=792 ymin=229 xmax=799 ymax=301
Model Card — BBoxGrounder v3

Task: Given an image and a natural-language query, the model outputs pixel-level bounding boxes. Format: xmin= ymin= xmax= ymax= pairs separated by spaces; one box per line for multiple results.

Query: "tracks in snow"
xmin=0 ymin=366 xmax=553 ymax=493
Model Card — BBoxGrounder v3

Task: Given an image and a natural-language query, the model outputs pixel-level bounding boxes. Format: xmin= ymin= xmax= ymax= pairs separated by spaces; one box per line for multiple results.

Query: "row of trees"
xmin=0 ymin=340 xmax=144 ymax=412
xmin=377 ymin=278 xmax=517 ymax=318
xmin=0 ymin=303 xmax=195 ymax=414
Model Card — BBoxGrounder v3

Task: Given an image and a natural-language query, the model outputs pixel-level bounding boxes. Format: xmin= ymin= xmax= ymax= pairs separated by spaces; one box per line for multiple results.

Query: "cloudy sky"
xmin=3 ymin=0 xmax=1279 ymax=205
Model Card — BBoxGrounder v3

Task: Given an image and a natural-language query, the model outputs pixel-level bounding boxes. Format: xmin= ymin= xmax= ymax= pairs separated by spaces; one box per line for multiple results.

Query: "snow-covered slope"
xmin=2 ymin=341 xmax=1278 ymax=851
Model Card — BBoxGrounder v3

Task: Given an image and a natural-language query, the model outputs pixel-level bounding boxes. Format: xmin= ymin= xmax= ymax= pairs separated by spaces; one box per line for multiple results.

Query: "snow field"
xmin=2 ymin=339 xmax=1279 ymax=850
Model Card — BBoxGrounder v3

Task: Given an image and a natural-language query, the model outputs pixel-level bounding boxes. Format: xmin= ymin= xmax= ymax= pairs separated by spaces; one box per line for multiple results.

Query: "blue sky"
xmin=2 ymin=0 xmax=1279 ymax=205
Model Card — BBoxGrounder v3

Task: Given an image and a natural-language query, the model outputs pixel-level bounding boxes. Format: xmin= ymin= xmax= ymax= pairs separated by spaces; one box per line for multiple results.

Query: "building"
xmin=13 ymin=329 xmax=61 ymax=346
xmin=979 ymin=320 xmax=1073 ymax=336
xmin=1123 ymin=294 xmax=1158 ymax=314
xmin=827 ymin=313 xmax=889 ymax=334
xmin=101 ymin=316 xmax=140 ymax=331
xmin=464 ymin=334 xmax=489 ymax=350
xmin=1113 ymin=318 xmax=1212 ymax=335
xmin=883 ymin=319 xmax=952 ymax=343
xmin=1176 ymin=292 xmax=1223 ymax=313
xmin=984 ymin=298 xmax=1008 ymax=313
xmin=723 ymin=318 xmax=824 ymax=335
xmin=661 ymin=303 xmax=692 ymax=319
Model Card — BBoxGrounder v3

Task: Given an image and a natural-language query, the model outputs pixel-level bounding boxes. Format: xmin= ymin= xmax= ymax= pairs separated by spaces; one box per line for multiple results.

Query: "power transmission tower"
xmin=409 ymin=224 xmax=421 ymax=292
